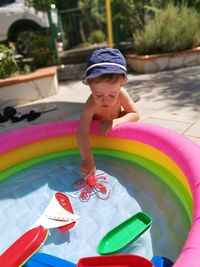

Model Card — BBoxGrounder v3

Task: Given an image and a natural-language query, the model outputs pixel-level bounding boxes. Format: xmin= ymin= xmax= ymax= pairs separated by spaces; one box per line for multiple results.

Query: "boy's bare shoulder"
xmin=119 ymin=87 xmax=130 ymax=98
xmin=86 ymin=94 xmax=94 ymax=105
xmin=84 ymin=94 xmax=96 ymax=112
xmin=79 ymin=95 xmax=95 ymax=125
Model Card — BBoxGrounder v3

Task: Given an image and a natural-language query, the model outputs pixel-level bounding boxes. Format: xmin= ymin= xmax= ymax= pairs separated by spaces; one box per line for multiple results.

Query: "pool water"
xmin=0 ymin=155 xmax=190 ymax=263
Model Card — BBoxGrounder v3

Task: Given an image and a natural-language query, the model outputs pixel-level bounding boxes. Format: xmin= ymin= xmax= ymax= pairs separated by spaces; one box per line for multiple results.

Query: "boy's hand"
xmin=98 ymin=120 xmax=113 ymax=135
xmin=80 ymin=158 xmax=96 ymax=179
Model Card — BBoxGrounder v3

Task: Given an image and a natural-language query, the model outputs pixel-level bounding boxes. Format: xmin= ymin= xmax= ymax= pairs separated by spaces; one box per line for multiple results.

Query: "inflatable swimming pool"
xmin=0 ymin=120 xmax=200 ymax=267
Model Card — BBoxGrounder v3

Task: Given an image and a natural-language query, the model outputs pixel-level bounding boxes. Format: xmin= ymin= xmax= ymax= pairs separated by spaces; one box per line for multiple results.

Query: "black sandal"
xmin=2 ymin=106 xmax=27 ymax=123
xmin=0 ymin=106 xmax=16 ymax=123
xmin=4 ymin=106 xmax=17 ymax=118
xmin=10 ymin=113 xmax=27 ymax=123
xmin=0 ymin=112 xmax=8 ymax=123
xmin=26 ymin=110 xmax=41 ymax=121
xmin=4 ymin=106 xmax=27 ymax=123
xmin=0 ymin=106 xmax=54 ymax=123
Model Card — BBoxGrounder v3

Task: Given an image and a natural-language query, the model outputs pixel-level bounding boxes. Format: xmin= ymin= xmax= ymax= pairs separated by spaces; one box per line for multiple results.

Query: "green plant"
xmin=27 ymin=33 xmax=57 ymax=69
xmin=23 ymin=64 xmax=32 ymax=74
xmin=0 ymin=44 xmax=18 ymax=79
xmin=133 ymin=3 xmax=200 ymax=55
xmin=87 ymin=30 xmax=106 ymax=44
xmin=25 ymin=0 xmax=55 ymax=12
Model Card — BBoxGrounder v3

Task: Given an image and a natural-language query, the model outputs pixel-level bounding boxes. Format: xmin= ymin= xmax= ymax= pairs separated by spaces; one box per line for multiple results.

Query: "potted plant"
xmin=0 ymin=35 xmax=58 ymax=107
xmin=0 ymin=43 xmax=19 ymax=79
xmin=125 ymin=3 xmax=200 ymax=73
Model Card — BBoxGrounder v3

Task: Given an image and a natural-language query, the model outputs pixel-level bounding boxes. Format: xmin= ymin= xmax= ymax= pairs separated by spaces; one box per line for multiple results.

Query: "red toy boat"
xmin=0 ymin=225 xmax=48 ymax=267
xmin=77 ymin=254 xmax=153 ymax=267
xmin=55 ymin=192 xmax=76 ymax=232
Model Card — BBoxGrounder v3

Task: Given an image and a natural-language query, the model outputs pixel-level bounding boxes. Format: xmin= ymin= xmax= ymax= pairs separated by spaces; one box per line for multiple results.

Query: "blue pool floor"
xmin=0 ymin=155 xmax=189 ymax=263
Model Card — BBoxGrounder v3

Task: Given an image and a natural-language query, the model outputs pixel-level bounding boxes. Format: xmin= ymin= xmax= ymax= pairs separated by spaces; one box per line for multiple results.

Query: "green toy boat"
xmin=97 ymin=211 xmax=152 ymax=255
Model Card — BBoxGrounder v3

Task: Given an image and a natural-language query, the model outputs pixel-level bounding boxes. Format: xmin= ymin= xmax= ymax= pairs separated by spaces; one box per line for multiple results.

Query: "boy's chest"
xmin=93 ymin=105 xmax=122 ymax=120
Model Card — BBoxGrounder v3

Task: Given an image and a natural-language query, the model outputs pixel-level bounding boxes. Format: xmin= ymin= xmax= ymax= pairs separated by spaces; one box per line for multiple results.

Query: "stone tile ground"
xmin=1 ymin=66 xmax=200 ymax=145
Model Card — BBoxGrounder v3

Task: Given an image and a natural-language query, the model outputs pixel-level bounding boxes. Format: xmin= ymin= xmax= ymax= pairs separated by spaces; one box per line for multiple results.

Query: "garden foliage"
xmin=27 ymin=34 xmax=57 ymax=69
xmin=87 ymin=30 xmax=106 ymax=44
xmin=133 ymin=3 xmax=200 ymax=55
xmin=0 ymin=44 xmax=18 ymax=79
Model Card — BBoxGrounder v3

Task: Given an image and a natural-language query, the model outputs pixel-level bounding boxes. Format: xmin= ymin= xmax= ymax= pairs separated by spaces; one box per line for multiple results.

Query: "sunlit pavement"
xmin=1 ymin=66 xmax=200 ymax=145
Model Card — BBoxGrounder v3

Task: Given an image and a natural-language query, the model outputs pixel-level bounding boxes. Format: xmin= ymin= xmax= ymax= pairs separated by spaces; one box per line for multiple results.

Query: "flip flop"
xmin=0 ymin=113 xmax=8 ymax=123
xmin=0 ymin=106 xmax=16 ymax=123
xmin=26 ymin=110 xmax=41 ymax=121
xmin=2 ymin=107 xmax=41 ymax=123
xmin=3 ymin=106 xmax=16 ymax=118
xmin=10 ymin=112 xmax=27 ymax=122
xmin=3 ymin=106 xmax=27 ymax=123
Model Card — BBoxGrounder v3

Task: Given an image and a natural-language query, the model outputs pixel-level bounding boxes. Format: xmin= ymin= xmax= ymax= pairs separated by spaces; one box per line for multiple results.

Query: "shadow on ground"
xmin=125 ymin=66 xmax=200 ymax=111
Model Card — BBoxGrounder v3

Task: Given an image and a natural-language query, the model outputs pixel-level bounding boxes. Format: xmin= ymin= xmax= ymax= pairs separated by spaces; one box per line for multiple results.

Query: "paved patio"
xmin=0 ymin=65 xmax=200 ymax=145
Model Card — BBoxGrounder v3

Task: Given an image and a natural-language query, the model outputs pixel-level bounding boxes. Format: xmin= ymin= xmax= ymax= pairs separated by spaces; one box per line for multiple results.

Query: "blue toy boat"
xmin=24 ymin=253 xmax=76 ymax=267
xmin=151 ymin=255 xmax=174 ymax=267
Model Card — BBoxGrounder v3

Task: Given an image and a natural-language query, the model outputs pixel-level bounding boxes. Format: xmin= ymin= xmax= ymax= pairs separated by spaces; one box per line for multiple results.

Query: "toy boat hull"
xmin=25 ymin=252 xmax=76 ymax=267
xmin=55 ymin=192 xmax=76 ymax=232
xmin=77 ymin=254 xmax=153 ymax=267
xmin=97 ymin=211 xmax=152 ymax=254
xmin=151 ymin=256 xmax=174 ymax=267
xmin=0 ymin=226 xmax=48 ymax=267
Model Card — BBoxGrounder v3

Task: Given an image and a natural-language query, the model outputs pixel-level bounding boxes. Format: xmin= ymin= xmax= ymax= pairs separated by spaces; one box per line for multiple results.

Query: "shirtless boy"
xmin=77 ymin=48 xmax=139 ymax=178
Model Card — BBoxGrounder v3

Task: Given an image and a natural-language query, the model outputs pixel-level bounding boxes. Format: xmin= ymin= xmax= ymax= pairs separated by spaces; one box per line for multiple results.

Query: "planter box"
xmin=125 ymin=47 xmax=200 ymax=74
xmin=0 ymin=66 xmax=58 ymax=107
xmin=58 ymin=63 xmax=86 ymax=82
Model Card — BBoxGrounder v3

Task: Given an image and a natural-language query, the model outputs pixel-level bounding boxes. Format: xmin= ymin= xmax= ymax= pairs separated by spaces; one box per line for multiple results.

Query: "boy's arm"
xmin=77 ymin=97 xmax=95 ymax=176
xmin=113 ymin=87 xmax=140 ymax=126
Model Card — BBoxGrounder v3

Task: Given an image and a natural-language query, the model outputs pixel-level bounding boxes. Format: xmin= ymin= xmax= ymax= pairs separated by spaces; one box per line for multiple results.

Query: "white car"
xmin=0 ymin=0 xmax=50 ymax=55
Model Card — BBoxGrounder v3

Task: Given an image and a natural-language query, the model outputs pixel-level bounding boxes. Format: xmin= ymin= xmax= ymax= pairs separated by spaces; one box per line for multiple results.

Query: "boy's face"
xmin=90 ymin=79 xmax=123 ymax=109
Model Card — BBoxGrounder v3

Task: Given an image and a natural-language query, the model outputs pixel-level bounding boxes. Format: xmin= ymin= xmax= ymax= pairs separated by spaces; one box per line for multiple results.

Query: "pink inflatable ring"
xmin=0 ymin=120 xmax=200 ymax=267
